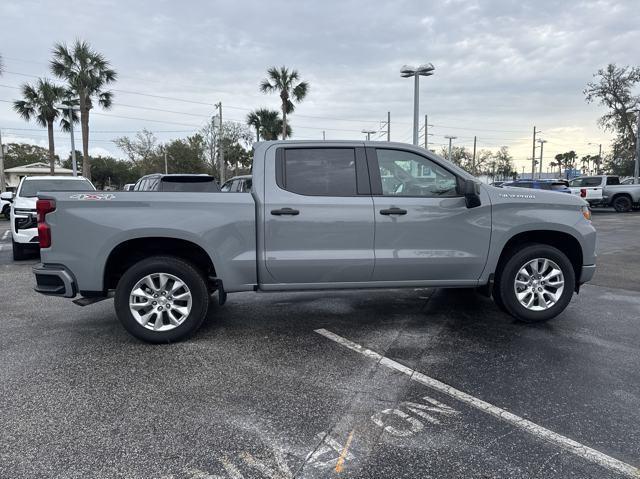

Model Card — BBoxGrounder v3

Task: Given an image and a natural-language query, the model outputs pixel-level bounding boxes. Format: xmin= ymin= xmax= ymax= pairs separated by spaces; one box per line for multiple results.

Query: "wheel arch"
xmin=494 ymin=230 xmax=583 ymax=291
xmin=104 ymin=237 xmax=217 ymax=291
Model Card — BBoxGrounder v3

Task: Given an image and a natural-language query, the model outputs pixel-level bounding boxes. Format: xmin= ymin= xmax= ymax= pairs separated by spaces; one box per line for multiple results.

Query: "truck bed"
xmin=39 ymin=191 xmax=257 ymax=294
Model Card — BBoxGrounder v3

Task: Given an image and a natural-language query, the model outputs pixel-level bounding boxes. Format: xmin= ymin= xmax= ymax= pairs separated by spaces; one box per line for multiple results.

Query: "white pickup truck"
xmin=568 ymin=175 xmax=640 ymax=212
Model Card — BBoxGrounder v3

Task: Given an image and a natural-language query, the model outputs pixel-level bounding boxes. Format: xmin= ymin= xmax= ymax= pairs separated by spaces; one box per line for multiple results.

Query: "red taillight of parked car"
xmin=580 ymin=188 xmax=587 ymax=198
xmin=36 ymin=199 xmax=56 ymax=248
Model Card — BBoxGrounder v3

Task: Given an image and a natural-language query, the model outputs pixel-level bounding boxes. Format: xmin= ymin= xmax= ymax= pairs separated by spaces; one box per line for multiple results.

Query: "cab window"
xmin=375 ymin=149 xmax=458 ymax=197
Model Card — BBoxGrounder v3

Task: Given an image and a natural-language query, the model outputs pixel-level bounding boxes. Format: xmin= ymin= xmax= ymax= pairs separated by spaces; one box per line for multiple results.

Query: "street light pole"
xmin=537 ymin=139 xmax=546 ymax=179
xmin=531 ymin=126 xmax=537 ymax=179
xmin=445 ymin=135 xmax=457 ymax=162
xmin=0 ymin=129 xmax=6 ymax=192
xmin=401 ymin=63 xmax=434 ymax=146
xmin=362 ymin=129 xmax=376 ymax=141
xmin=215 ymin=102 xmax=225 ymax=183
xmin=56 ymin=104 xmax=80 ymax=176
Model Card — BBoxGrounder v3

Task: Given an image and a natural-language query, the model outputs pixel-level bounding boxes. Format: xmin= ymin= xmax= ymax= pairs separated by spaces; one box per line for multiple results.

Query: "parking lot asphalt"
xmin=0 ymin=211 xmax=639 ymax=479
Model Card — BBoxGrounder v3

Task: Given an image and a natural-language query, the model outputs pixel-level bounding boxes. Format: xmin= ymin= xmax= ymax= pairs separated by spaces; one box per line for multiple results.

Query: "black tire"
xmin=12 ymin=238 xmax=28 ymax=261
xmin=2 ymin=206 xmax=9 ymax=220
xmin=497 ymin=244 xmax=575 ymax=323
xmin=114 ymin=256 xmax=209 ymax=343
xmin=612 ymin=195 xmax=632 ymax=213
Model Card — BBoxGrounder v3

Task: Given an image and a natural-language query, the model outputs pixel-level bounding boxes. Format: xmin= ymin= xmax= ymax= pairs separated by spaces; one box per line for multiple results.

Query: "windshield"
xmin=19 ymin=179 xmax=96 ymax=198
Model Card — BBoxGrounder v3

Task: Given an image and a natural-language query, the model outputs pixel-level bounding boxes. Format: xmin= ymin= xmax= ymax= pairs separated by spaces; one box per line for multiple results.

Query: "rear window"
xmin=160 ymin=177 xmax=220 ymax=192
xmin=278 ymin=148 xmax=357 ymax=196
xmin=19 ymin=179 xmax=95 ymax=197
xmin=606 ymin=177 xmax=620 ymax=185
xmin=569 ymin=177 xmax=601 ymax=187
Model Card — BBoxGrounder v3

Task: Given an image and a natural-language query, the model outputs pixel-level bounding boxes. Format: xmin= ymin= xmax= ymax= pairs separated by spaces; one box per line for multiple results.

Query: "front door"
xmin=368 ymin=147 xmax=492 ymax=282
xmin=263 ymin=146 xmax=375 ymax=284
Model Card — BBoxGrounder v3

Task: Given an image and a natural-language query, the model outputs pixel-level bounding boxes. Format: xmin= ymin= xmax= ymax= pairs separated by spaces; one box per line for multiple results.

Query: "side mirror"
xmin=458 ymin=178 xmax=481 ymax=209
xmin=0 ymin=191 xmax=14 ymax=202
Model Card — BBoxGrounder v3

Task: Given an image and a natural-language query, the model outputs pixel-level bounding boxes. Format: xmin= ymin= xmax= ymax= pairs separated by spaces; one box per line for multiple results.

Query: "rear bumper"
xmin=33 ymin=263 xmax=77 ymax=298
xmin=580 ymin=264 xmax=596 ymax=284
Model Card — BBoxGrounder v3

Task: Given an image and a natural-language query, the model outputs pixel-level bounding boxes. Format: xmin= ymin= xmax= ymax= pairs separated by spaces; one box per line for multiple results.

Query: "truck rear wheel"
xmin=114 ymin=256 xmax=209 ymax=343
xmin=497 ymin=244 xmax=575 ymax=323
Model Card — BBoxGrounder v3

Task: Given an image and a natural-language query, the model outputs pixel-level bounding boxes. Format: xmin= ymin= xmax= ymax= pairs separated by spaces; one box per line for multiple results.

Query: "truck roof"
xmin=22 ymin=175 xmax=91 ymax=181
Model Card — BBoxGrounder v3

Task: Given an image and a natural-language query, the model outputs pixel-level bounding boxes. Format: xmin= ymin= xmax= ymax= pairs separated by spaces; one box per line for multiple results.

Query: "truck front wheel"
xmin=496 ymin=244 xmax=575 ymax=323
xmin=114 ymin=256 xmax=209 ymax=343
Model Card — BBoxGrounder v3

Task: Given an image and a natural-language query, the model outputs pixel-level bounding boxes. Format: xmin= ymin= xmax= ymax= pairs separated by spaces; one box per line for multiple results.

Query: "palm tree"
xmin=13 ymin=79 xmax=68 ymax=174
xmin=549 ymin=161 xmax=558 ymax=176
xmin=259 ymin=66 xmax=308 ymax=139
xmin=246 ymin=110 xmax=261 ymax=141
xmin=246 ymin=108 xmax=291 ymax=141
xmin=50 ymin=40 xmax=117 ymax=180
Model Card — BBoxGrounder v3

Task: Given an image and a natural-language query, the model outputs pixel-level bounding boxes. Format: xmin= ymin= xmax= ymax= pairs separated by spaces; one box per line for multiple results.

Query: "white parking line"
xmin=315 ymin=328 xmax=640 ymax=479
xmin=2 ymin=230 xmax=9 ymax=240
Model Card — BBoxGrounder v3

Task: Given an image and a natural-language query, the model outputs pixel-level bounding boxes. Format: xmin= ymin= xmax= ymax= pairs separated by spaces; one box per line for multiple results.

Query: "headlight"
xmin=581 ymin=205 xmax=592 ymax=221
xmin=14 ymin=208 xmax=36 ymax=216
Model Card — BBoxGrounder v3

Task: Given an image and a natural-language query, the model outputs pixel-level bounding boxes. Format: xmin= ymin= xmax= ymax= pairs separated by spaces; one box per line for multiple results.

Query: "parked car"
xmin=503 ymin=179 xmax=571 ymax=194
xmin=9 ymin=176 xmax=95 ymax=260
xmin=1 ymin=194 xmax=11 ymax=220
xmin=133 ymin=174 xmax=220 ymax=192
xmin=221 ymin=175 xmax=252 ymax=192
xmin=490 ymin=181 xmax=506 ymax=187
xmin=33 ymin=141 xmax=596 ymax=343
xmin=568 ymin=175 xmax=640 ymax=212
xmin=122 ymin=183 xmax=135 ymax=191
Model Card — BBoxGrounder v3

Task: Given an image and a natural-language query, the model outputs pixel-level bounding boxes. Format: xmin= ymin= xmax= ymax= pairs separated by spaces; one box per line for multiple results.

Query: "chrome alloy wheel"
xmin=129 ymin=273 xmax=192 ymax=331
xmin=514 ymin=258 xmax=565 ymax=311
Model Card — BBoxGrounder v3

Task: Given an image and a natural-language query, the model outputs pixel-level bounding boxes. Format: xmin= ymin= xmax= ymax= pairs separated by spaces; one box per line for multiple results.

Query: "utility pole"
xmin=424 ymin=115 xmax=428 ymax=150
xmin=413 ymin=74 xmax=419 ymax=145
xmin=387 ymin=111 xmax=391 ymax=142
xmin=0 ymin=129 xmax=6 ymax=192
xmin=531 ymin=126 xmax=537 ymax=179
xmin=164 ymin=149 xmax=168 ymax=174
xmin=445 ymin=135 xmax=457 ymax=162
xmin=598 ymin=143 xmax=602 ymax=174
xmin=538 ymin=139 xmax=546 ymax=178
xmin=472 ymin=135 xmax=477 ymax=175
xmin=635 ymin=111 xmax=640 ymax=183
xmin=322 ymin=131 xmax=326 ymax=140
xmin=216 ymin=102 xmax=225 ymax=183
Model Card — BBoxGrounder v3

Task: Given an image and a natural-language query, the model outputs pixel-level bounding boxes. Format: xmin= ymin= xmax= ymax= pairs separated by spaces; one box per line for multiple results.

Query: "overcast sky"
xmin=1 ymin=0 xmax=638 ymax=172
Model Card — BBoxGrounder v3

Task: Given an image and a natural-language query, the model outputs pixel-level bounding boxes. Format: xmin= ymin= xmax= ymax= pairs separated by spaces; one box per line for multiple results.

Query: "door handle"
xmin=380 ymin=207 xmax=407 ymax=215
xmin=271 ymin=207 xmax=300 ymax=216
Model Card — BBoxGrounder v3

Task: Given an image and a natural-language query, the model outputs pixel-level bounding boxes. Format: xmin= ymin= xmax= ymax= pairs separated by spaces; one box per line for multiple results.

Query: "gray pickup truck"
xmin=33 ymin=141 xmax=596 ymax=343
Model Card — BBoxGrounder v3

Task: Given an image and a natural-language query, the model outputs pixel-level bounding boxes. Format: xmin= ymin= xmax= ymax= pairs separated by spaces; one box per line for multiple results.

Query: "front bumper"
xmin=580 ymin=264 xmax=596 ymax=284
xmin=33 ymin=263 xmax=77 ymax=298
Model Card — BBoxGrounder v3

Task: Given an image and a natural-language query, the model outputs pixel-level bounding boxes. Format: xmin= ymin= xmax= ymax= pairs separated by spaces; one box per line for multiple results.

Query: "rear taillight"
xmin=580 ymin=188 xmax=587 ymax=198
xmin=36 ymin=199 xmax=56 ymax=248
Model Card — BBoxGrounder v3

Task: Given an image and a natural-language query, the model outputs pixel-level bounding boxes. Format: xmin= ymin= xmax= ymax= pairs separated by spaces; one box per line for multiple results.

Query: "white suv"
xmin=9 ymin=176 xmax=95 ymax=260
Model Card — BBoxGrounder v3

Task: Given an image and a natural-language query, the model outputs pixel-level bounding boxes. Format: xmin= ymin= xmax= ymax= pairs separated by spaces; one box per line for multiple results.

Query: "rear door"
xmin=367 ymin=147 xmax=491 ymax=282
xmin=263 ymin=146 xmax=375 ymax=284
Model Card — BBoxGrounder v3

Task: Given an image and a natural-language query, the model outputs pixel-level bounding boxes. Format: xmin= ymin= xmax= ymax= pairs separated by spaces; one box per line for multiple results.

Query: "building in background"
xmin=3 ymin=162 xmax=74 ymax=189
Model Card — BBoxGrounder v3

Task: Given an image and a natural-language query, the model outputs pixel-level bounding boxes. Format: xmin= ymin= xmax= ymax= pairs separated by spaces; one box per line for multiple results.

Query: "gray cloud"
xmin=1 ymin=0 xmax=638 ymax=167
